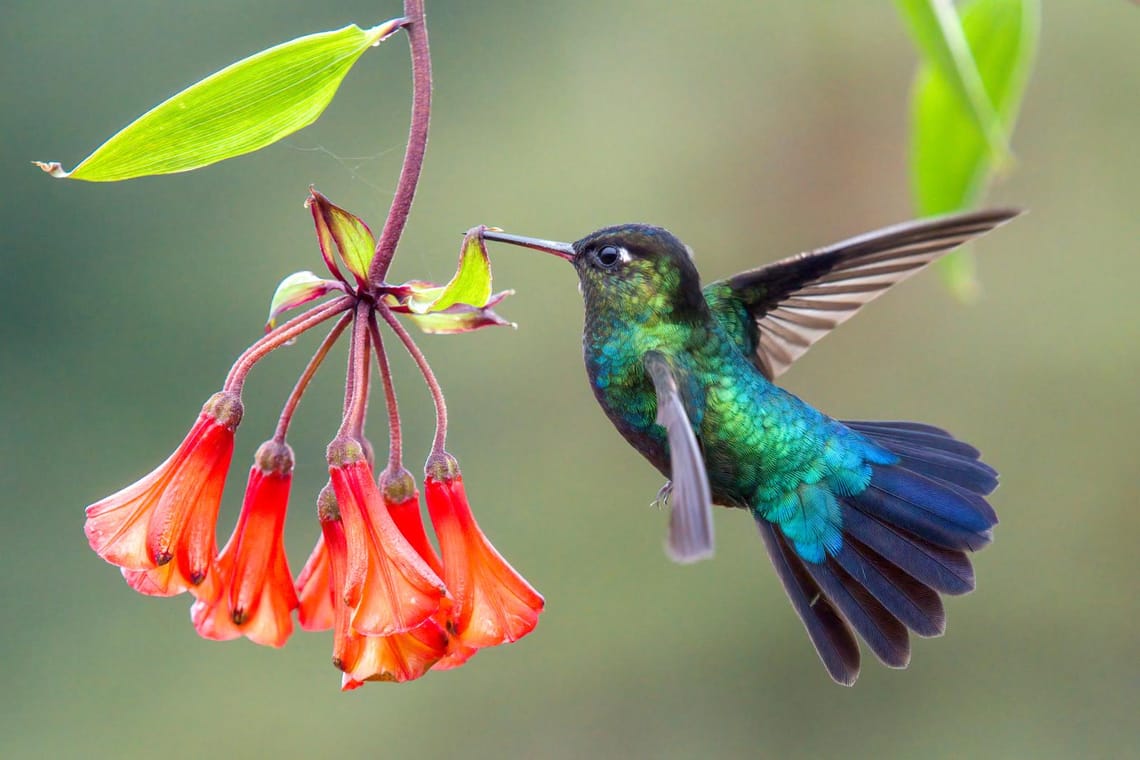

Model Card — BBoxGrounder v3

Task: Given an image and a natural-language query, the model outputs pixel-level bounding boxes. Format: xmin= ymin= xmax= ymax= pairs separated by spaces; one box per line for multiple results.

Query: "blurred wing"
xmin=644 ymin=352 xmax=714 ymax=564
xmin=705 ymin=208 xmax=1021 ymax=379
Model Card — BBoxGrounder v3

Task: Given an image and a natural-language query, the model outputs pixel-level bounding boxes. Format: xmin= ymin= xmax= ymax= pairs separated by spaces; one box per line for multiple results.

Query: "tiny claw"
xmin=651 ymin=481 xmax=673 ymax=510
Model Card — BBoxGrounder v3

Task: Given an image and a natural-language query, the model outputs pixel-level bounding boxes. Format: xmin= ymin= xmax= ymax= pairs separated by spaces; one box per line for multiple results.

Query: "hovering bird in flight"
xmin=483 ymin=208 xmax=1018 ymax=684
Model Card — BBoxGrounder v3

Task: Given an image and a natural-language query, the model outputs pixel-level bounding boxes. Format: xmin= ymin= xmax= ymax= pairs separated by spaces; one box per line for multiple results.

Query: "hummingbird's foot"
xmin=651 ymin=480 xmax=672 ymax=510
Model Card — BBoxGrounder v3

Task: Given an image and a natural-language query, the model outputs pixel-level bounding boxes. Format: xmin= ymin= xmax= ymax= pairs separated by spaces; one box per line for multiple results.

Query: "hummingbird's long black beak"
xmin=482 ymin=230 xmax=575 ymax=261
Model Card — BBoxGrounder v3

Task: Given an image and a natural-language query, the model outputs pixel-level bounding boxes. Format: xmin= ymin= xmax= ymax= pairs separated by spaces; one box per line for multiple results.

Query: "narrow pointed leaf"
xmin=909 ymin=0 xmax=1039 ymax=298
xmin=894 ymin=0 xmax=1010 ymax=165
xmin=266 ymin=271 xmax=342 ymax=330
xmin=35 ymin=20 xmax=405 ymax=182
xmin=307 ymin=189 xmax=376 ymax=288
xmin=409 ymin=227 xmax=494 ymax=314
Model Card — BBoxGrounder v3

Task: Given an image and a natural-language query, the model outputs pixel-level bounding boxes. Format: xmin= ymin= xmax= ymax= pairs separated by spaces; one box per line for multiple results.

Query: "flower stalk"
xmin=225 ymin=296 xmax=354 ymax=393
xmin=370 ymin=0 xmax=432 ymax=283
xmin=337 ymin=301 xmax=374 ymax=440
xmin=369 ymin=314 xmax=404 ymax=475
xmin=378 ymin=301 xmax=449 ymax=457
xmin=274 ymin=313 xmax=352 ymax=443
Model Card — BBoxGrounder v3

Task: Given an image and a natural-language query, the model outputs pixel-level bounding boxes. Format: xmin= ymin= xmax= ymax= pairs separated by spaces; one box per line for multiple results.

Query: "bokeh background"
xmin=2 ymin=2 xmax=1137 ymax=758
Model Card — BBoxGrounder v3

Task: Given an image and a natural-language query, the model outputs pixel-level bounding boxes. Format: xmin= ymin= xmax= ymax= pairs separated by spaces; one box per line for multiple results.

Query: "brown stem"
xmin=272 ymin=312 xmax=352 ymax=443
xmin=224 ymin=296 xmax=353 ymax=393
xmin=368 ymin=0 xmax=431 ymax=285
xmin=367 ymin=314 xmax=403 ymax=473
xmin=337 ymin=301 xmax=373 ymax=440
xmin=376 ymin=302 xmax=448 ymax=456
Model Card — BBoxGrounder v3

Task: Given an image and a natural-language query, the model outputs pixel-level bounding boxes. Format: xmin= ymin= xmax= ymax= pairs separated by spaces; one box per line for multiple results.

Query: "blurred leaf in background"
xmin=898 ymin=0 xmax=1040 ymax=299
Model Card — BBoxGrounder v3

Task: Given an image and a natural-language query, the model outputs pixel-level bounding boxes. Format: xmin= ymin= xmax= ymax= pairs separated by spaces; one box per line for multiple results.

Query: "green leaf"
xmin=409 ymin=227 xmax=494 ymax=314
xmin=909 ymin=0 xmax=1039 ymax=298
xmin=266 ymin=270 xmax=342 ymax=330
xmin=34 ymin=19 xmax=404 ymax=182
xmin=894 ymin=0 xmax=1011 ymax=165
xmin=307 ymin=188 xmax=376 ymax=288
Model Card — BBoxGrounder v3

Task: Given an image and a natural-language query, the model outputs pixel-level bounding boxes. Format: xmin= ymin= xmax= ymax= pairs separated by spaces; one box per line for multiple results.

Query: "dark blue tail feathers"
xmin=756 ymin=420 xmax=998 ymax=685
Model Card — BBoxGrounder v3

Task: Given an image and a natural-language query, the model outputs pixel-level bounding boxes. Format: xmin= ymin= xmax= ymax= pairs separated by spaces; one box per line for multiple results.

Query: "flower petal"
xmin=328 ymin=450 xmax=447 ymax=637
xmin=425 ymin=471 xmax=543 ymax=649
xmin=296 ymin=534 xmax=335 ymax=632
xmin=340 ymin=619 xmax=450 ymax=688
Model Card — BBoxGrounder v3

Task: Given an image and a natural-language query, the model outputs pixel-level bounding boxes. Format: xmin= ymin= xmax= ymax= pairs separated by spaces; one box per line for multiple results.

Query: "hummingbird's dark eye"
xmin=596 ymin=245 xmax=623 ymax=268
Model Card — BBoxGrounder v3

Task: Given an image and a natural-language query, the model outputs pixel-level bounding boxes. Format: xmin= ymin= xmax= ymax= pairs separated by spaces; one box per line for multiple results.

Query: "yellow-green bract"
xmin=266 ymin=271 xmax=340 ymax=330
xmin=309 ymin=191 xmax=378 ymax=287
xmin=36 ymin=20 xmax=404 ymax=182
xmin=409 ymin=229 xmax=494 ymax=314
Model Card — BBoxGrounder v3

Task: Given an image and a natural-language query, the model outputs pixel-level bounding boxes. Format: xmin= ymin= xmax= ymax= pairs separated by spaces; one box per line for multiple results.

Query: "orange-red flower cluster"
xmin=84 ymin=398 xmax=542 ymax=689
xmin=290 ymin=442 xmax=542 ymax=687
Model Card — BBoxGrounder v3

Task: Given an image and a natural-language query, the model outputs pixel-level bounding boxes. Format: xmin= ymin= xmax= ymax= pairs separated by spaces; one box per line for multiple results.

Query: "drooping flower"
xmin=191 ymin=440 xmax=299 ymax=647
xmin=425 ymin=455 xmax=544 ymax=651
xmin=327 ymin=439 xmax=448 ymax=637
xmin=84 ymin=391 xmax=243 ymax=601
xmin=380 ymin=469 xmax=478 ymax=670
xmin=317 ymin=484 xmax=449 ymax=688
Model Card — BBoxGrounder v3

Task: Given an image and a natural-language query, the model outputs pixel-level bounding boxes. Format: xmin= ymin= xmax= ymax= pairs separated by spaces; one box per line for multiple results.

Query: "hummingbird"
xmin=483 ymin=208 xmax=1019 ymax=685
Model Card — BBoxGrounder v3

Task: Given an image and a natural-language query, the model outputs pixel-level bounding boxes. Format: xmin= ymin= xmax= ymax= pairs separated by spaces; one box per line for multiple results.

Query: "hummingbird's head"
xmin=483 ymin=223 xmax=707 ymax=321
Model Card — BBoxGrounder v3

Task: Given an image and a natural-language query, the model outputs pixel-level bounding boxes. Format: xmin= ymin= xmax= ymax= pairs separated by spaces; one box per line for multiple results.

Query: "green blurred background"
xmin=2 ymin=2 xmax=1137 ymax=758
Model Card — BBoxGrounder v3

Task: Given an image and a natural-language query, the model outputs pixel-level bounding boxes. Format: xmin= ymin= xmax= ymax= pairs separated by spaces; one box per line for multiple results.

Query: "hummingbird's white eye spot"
xmin=597 ymin=245 xmax=631 ymax=268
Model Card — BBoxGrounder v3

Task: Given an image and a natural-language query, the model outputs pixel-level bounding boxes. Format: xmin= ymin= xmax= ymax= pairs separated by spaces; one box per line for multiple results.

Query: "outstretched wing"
xmin=644 ymin=352 xmax=714 ymax=564
xmin=704 ymin=208 xmax=1022 ymax=379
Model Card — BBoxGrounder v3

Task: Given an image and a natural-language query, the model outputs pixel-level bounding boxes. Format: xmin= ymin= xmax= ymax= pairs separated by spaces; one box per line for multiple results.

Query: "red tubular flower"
xmin=191 ymin=441 xmax=299 ymax=647
xmin=84 ymin=391 xmax=242 ymax=600
xmin=425 ymin=456 xmax=544 ymax=651
xmin=381 ymin=470 xmax=477 ymax=670
xmin=318 ymin=486 xmax=448 ymax=688
xmin=328 ymin=439 xmax=448 ymax=637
